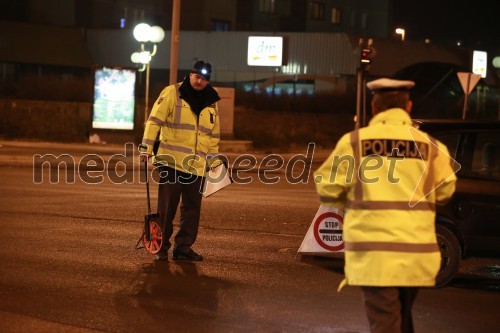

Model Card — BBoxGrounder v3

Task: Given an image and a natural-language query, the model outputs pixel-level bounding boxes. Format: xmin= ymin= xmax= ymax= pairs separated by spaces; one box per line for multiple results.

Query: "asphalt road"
xmin=1 ymin=165 xmax=500 ymax=333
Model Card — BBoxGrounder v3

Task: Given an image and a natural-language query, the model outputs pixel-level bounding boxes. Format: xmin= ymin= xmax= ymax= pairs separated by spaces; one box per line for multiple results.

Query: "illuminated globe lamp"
xmin=494 ymin=56 xmax=500 ymax=91
xmin=130 ymin=51 xmax=152 ymax=70
xmin=133 ymin=23 xmax=165 ymax=44
xmin=130 ymin=23 xmax=165 ymax=125
xmin=493 ymin=56 xmax=500 ymax=70
xmin=131 ymin=23 xmax=165 ymax=70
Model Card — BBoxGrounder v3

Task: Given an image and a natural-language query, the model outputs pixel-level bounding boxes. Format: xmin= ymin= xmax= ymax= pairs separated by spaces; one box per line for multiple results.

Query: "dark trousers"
xmin=361 ymin=286 xmax=419 ymax=333
xmin=157 ymin=167 xmax=203 ymax=254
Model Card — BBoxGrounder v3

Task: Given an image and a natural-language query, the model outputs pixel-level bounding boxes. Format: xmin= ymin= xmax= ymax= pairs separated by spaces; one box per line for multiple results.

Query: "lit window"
xmin=311 ymin=2 xmax=325 ymax=20
xmin=259 ymin=0 xmax=275 ymax=13
xmin=331 ymin=7 xmax=341 ymax=24
xmin=120 ymin=18 xmax=126 ymax=29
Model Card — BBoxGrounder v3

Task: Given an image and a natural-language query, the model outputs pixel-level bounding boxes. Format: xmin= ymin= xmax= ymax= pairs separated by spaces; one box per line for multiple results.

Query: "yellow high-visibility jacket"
xmin=140 ymin=83 xmax=221 ymax=176
xmin=314 ymin=108 xmax=457 ymax=286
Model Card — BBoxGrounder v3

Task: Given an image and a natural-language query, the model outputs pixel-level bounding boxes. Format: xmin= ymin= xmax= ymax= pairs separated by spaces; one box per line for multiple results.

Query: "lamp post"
xmin=131 ymin=23 xmax=165 ymax=125
xmin=493 ymin=56 xmax=500 ymax=119
xmin=395 ymin=28 xmax=405 ymax=42
xmin=170 ymin=0 xmax=181 ymax=85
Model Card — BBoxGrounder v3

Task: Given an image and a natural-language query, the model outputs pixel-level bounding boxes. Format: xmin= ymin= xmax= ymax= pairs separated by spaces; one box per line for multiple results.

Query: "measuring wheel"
xmin=143 ymin=221 xmax=163 ymax=254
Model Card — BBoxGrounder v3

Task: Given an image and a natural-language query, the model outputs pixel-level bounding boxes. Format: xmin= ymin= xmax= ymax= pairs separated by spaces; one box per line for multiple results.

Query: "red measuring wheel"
xmin=142 ymin=220 xmax=163 ymax=254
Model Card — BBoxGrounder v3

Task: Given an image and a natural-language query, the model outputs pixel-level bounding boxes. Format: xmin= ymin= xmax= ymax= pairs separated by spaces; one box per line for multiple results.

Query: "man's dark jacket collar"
xmin=179 ymin=76 xmax=220 ymax=116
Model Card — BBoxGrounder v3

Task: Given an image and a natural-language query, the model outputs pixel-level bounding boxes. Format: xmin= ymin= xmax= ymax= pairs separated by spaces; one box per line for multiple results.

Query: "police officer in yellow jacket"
xmin=139 ymin=60 xmax=221 ymax=262
xmin=314 ymin=78 xmax=457 ymax=333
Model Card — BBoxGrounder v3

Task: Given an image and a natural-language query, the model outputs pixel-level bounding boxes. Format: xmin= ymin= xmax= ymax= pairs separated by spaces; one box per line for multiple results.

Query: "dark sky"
xmin=393 ymin=0 xmax=499 ymax=51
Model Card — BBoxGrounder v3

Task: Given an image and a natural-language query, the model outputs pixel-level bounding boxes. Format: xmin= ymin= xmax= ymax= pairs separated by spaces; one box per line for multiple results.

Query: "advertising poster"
xmin=92 ymin=67 xmax=136 ymax=130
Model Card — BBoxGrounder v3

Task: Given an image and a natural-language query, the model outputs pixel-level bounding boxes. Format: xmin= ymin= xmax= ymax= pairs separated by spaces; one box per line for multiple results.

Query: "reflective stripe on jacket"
xmin=314 ymin=108 xmax=457 ymax=286
xmin=141 ymin=83 xmax=221 ymax=176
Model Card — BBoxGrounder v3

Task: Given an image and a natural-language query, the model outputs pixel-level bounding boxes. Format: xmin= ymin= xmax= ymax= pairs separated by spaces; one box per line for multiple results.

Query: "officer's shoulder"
xmin=164 ymin=84 xmax=178 ymax=93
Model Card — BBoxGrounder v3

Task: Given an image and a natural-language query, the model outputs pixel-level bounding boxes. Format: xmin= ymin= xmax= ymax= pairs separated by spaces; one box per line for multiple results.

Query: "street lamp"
xmin=131 ymin=23 xmax=165 ymax=125
xmin=493 ymin=56 xmax=500 ymax=119
xmin=395 ymin=28 xmax=405 ymax=42
xmin=493 ymin=56 xmax=500 ymax=70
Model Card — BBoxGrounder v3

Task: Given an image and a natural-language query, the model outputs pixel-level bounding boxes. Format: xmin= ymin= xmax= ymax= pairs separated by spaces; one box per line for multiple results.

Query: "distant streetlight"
xmin=493 ymin=56 xmax=500 ymax=69
xmin=131 ymin=23 xmax=165 ymax=125
xmin=395 ymin=28 xmax=405 ymax=42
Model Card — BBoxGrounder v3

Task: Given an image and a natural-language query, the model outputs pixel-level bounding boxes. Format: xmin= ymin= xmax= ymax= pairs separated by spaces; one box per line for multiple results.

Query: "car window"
xmin=471 ymin=132 xmax=500 ymax=180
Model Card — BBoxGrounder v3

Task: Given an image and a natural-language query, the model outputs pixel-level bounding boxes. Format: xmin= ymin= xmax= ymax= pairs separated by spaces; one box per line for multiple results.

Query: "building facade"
xmin=236 ymin=0 xmax=392 ymax=37
xmin=0 ymin=0 xmax=392 ymax=34
xmin=0 ymin=0 xmax=497 ymax=122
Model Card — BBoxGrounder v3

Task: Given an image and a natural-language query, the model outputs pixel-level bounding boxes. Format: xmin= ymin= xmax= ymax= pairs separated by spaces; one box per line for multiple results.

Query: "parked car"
xmin=414 ymin=119 xmax=500 ymax=286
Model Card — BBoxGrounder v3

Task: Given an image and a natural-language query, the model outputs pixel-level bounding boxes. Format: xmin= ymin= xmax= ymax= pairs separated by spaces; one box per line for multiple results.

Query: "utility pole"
xmin=169 ymin=0 xmax=181 ymax=85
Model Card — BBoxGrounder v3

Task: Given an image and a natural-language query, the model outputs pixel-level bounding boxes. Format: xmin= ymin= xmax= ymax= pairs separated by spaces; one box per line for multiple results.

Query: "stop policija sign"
xmin=313 ymin=212 xmax=344 ymax=251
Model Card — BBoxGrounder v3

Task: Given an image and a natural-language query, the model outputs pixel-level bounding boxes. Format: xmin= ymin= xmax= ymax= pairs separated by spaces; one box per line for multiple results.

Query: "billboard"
xmin=92 ymin=67 xmax=136 ymax=130
xmin=472 ymin=50 xmax=487 ymax=78
xmin=247 ymin=36 xmax=283 ymax=67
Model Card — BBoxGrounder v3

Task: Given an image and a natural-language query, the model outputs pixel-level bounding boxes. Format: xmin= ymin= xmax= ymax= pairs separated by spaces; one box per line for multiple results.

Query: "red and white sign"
xmin=298 ymin=205 xmax=344 ymax=253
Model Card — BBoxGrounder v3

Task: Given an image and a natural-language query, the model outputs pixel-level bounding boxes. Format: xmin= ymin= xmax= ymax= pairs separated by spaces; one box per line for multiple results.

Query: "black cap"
xmin=191 ymin=61 xmax=212 ymax=81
